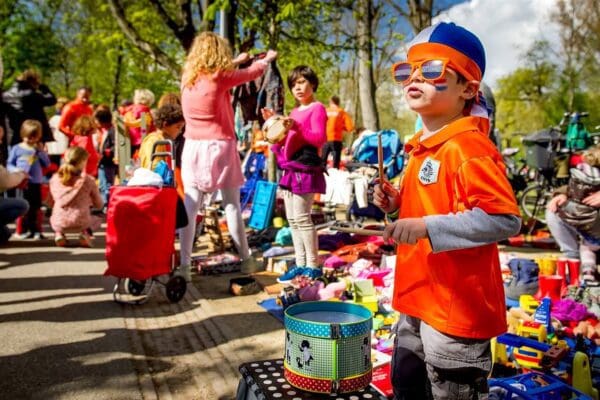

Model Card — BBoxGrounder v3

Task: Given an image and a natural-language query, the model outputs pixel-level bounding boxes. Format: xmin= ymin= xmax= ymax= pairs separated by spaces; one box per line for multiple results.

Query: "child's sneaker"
xmin=55 ymin=234 xmax=67 ymax=247
xmin=302 ymin=267 xmax=323 ymax=280
xmin=32 ymin=232 xmax=45 ymax=240
xmin=277 ymin=266 xmax=306 ymax=283
xmin=79 ymin=232 xmax=93 ymax=248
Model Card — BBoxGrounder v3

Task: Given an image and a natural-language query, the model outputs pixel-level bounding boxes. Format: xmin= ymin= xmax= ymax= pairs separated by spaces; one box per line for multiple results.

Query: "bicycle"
xmin=502 ymin=146 xmax=529 ymax=194
xmin=519 ymin=111 xmax=592 ymax=224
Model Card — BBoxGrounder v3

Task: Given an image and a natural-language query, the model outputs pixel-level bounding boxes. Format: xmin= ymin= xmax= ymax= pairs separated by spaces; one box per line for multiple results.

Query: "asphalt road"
xmin=0 ymin=227 xmax=285 ymax=400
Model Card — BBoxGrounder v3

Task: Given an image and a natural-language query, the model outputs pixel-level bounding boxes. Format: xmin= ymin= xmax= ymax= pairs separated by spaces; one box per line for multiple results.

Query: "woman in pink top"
xmin=179 ymin=31 xmax=277 ymax=282
xmin=50 ymin=146 xmax=103 ymax=247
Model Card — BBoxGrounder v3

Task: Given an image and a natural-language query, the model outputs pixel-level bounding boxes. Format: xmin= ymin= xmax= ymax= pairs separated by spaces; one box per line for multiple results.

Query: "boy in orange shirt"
xmin=374 ymin=22 xmax=521 ymax=399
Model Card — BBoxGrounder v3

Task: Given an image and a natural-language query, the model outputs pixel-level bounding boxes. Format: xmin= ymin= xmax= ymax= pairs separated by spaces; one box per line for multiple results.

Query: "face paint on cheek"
xmin=433 ymin=78 xmax=448 ymax=91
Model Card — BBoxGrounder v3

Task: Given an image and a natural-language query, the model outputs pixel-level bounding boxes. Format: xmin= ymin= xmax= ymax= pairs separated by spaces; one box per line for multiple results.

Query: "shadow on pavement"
xmin=0 ymin=288 xmax=106 ymax=306
xmin=0 ymin=250 xmax=106 ymax=270
xmin=0 ymin=327 xmax=169 ymax=399
xmin=0 ymin=311 xmax=281 ymax=398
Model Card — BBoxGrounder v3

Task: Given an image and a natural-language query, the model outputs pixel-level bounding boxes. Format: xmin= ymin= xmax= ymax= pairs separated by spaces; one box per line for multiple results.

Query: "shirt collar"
xmin=405 ymin=116 xmax=483 ymax=153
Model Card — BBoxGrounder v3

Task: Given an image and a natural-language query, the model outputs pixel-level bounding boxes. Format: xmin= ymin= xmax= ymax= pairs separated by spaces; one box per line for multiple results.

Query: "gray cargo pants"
xmin=391 ymin=314 xmax=491 ymax=400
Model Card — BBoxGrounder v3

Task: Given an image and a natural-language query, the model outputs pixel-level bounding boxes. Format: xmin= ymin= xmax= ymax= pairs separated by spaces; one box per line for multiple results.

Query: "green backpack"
xmin=566 ymin=114 xmax=591 ymax=150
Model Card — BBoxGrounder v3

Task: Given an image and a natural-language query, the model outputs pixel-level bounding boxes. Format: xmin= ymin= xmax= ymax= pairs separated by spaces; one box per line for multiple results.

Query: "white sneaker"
xmin=178 ymin=265 xmax=192 ymax=283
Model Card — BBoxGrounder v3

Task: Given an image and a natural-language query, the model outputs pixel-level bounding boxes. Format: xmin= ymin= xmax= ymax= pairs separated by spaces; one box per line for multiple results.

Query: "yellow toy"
xmin=513 ymin=321 xmax=547 ymax=369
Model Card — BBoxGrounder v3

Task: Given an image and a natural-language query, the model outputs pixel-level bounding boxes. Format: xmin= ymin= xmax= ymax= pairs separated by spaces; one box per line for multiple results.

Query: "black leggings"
xmin=22 ymin=183 xmax=41 ymax=234
xmin=321 ymin=141 xmax=343 ymax=169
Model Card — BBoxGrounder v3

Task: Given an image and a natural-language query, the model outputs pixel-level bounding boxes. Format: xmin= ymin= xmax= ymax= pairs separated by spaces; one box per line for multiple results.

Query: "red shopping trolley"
xmin=104 ymin=140 xmax=186 ymax=304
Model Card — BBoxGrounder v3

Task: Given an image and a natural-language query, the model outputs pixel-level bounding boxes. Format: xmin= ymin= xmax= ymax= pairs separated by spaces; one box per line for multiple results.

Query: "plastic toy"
xmin=489 ymin=372 xmax=590 ymax=400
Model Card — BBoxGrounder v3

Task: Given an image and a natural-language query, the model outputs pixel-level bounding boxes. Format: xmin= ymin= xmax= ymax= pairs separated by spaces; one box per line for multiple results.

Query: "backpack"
xmin=566 ymin=115 xmax=591 ymax=150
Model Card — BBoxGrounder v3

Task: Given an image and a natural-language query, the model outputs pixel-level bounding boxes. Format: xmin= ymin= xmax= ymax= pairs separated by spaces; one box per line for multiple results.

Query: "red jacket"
xmin=71 ymin=136 xmax=99 ymax=177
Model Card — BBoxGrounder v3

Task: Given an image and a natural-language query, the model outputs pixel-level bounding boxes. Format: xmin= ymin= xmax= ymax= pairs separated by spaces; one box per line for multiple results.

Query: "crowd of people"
xmin=1 ymin=22 xmax=599 ymax=399
xmin=0 ymin=68 xmax=188 ymax=247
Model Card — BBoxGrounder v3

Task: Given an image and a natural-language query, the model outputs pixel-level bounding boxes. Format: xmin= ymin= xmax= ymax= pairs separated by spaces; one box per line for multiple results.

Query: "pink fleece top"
xmin=283 ymin=102 xmax=327 ymax=160
xmin=49 ymin=174 xmax=103 ymax=233
xmin=181 ymin=61 xmax=268 ymax=141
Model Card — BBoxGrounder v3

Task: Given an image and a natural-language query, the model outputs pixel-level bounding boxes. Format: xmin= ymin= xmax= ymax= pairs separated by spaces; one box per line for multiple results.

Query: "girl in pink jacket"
xmin=50 ymin=146 xmax=103 ymax=247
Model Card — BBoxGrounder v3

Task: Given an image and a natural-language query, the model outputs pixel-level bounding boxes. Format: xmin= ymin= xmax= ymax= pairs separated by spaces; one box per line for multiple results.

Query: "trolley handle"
xmin=151 ymin=139 xmax=175 ymax=171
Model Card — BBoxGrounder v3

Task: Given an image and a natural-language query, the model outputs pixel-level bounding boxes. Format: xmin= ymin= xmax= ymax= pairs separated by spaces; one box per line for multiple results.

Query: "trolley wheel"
xmin=165 ymin=276 xmax=187 ymax=303
xmin=126 ymin=279 xmax=147 ymax=296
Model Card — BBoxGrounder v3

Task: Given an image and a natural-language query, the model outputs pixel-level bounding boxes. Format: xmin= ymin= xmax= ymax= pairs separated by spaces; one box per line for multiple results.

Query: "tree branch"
xmin=279 ymin=30 xmax=356 ymax=52
xmin=146 ymin=0 xmax=196 ymax=50
xmin=147 ymin=0 xmax=180 ymax=35
xmin=106 ymin=0 xmax=180 ymax=78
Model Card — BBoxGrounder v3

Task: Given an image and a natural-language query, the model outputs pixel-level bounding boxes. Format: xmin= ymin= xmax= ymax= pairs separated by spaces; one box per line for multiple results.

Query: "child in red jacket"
xmin=70 ymin=115 xmax=99 ymax=177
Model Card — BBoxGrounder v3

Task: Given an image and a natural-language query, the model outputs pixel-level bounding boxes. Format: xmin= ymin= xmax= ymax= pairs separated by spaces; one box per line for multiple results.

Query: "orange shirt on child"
xmin=393 ymin=116 xmax=519 ymax=339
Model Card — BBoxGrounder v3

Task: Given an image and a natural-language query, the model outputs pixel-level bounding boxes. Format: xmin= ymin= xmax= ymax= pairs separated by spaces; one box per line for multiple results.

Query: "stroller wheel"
xmin=166 ymin=276 xmax=187 ymax=303
xmin=126 ymin=279 xmax=147 ymax=296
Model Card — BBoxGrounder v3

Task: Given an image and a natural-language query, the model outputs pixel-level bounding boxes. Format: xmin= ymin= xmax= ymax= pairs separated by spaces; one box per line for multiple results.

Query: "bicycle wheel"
xmin=519 ymin=183 xmax=551 ymax=224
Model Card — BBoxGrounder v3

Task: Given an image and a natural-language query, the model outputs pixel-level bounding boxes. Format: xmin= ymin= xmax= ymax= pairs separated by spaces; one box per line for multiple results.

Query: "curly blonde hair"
xmin=182 ymin=32 xmax=234 ymax=88
xmin=58 ymin=146 xmax=88 ymax=185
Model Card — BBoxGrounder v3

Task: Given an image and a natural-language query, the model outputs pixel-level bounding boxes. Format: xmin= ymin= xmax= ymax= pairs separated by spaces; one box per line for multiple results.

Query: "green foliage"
xmin=496 ymin=5 xmax=600 ymax=144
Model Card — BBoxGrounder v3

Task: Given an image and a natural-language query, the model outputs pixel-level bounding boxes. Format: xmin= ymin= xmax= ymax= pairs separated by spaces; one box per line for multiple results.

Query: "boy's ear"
xmin=461 ymin=81 xmax=480 ymax=100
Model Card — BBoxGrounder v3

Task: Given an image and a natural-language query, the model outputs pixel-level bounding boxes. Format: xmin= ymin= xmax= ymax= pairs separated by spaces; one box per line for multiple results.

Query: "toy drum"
xmin=283 ymin=301 xmax=373 ymax=394
xmin=262 ymin=115 xmax=290 ymax=144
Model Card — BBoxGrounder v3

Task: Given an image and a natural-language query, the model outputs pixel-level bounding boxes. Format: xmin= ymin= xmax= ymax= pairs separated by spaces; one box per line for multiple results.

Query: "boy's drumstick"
xmin=377 ymin=132 xmax=388 ymax=225
xmin=377 ymin=131 xmax=385 ymax=182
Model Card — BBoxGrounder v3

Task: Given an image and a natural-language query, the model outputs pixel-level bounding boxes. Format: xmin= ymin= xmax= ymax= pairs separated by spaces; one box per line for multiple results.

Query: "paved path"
xmin=0 ymin=227 xmax=284 ymax=400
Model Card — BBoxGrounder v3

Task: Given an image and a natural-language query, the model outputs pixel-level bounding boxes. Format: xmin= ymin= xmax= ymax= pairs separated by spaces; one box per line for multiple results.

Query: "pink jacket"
xmin=50 ymin=174 xmax=103 ymax=233
xmin=181 ymin=61 xmax=268 ymax=141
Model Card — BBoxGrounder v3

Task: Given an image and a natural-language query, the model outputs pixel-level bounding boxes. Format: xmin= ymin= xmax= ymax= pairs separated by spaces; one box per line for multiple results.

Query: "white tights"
xmin=180 ymin=187 xmax=250 ymax=266
xmin=282 ymin=190 xmax=318 ymax=267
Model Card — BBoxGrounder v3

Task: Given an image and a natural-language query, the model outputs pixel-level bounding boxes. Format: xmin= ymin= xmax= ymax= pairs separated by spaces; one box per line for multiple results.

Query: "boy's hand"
xmin=383 ymin=217 xmax=427 ymax=245
xmin=373 ymin=180 xmax=399 ymax=213
xmin=547 ymin=194 xmax=567 ymax=212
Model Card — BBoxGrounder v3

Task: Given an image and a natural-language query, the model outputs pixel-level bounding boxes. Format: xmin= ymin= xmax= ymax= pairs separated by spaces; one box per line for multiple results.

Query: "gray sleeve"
xmin=423 ymin=207 xmax=521 ymax=253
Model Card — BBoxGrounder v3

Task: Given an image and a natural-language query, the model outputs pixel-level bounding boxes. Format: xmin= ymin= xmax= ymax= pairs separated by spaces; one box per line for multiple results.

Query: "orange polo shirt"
xmin=393 ymin=116 xmax=519 ymax=339
xmin=326 ymin=107 xmax=354 ymax=142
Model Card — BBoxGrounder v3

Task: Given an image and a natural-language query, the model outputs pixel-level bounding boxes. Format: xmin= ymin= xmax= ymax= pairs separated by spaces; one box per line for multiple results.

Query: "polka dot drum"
xmin=283 ymin=301 xmax=373 ymax=394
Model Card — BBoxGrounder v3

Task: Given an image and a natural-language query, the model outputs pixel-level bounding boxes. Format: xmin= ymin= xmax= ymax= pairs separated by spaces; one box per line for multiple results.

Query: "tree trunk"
xmin=356 ymin=0 xmax=379 ymax=131
xmin=112 ymin=45 xmax=124 ymax=110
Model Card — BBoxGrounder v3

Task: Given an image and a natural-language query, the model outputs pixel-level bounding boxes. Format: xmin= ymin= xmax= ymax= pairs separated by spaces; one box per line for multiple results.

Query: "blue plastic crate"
xmin=248 ymin=181 xmax=277 ymax=230
xmin=489 ymin=372 xmax=591 ymax=400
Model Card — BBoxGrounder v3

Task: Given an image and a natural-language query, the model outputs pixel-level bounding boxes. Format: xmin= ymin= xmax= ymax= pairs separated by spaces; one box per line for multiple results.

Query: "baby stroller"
xmin=105 ymin=140 xmax=187 ymax=304
xmin=345 ymin=129 xmax=405 ymax=222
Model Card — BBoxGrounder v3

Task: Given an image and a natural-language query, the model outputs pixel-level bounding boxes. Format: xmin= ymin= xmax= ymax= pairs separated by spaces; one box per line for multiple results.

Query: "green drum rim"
xmin=284 ymin=301 xmax=372 ymax=339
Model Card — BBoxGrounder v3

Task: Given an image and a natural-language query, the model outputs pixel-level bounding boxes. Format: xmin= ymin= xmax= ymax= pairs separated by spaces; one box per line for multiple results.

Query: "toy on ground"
xmin=489 ymin=371 xmax=590 ymax=400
